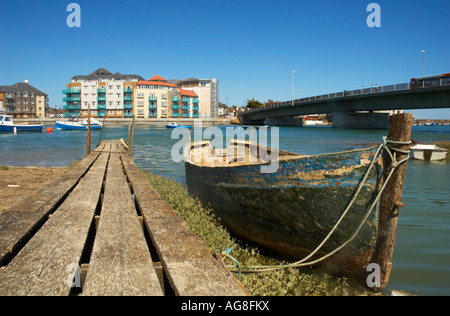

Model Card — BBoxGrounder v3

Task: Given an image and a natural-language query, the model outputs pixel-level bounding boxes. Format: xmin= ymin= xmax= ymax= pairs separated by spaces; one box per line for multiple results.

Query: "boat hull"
xmin=55 ymin=122 xmax=102 ymax=130
xmin=410 ymin=145 xmax=448 ymax=161
xmin=0 ymin=124 xmax=43 ymax=133
xmin=166 ymin=125 xmax=192 ymax=129
xmin=185 ymin=147 xmax=383 ymax=279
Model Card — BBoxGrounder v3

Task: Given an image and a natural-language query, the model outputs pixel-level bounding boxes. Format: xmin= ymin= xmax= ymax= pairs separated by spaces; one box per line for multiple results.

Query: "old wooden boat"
xmin=185 ymin=114 xmax=412 ymax=291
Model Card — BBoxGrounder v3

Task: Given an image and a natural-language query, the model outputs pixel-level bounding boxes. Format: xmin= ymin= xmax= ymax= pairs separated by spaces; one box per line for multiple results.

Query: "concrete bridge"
xmin=238 ymin=82 xmax=450 ymax=129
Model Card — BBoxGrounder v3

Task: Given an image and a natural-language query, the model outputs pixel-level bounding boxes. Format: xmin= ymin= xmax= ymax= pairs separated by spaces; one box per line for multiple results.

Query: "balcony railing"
xmin=97 ymin=104 xmax=106 ymax=109
xmin=182 ymin=113 xmax=190 ymax=118
xmin=192 ymin=99 xmax=199 ymax=104
xmin=97 ymin=88 xmax=106 ymax=93
xmin=149 ymin=96 xmax=157 ymax=101
xmin=124 ymin=88 xmax=133 ymax=93
xmin=63 ymin=96 xmax=81 ymax=102
xmin=193 ymin=106 xmax=199 ymax=111
xmin=63 ymin=88 xmax=81 ymax=94
xmin=124 ymin=103 xmax=133 ymax=109
xmin=149 ymin=103 xmax=157 ymax=109
xmin=148 ymin=112 xmax=157 ymax=118
xmin=124 ymin=112 xmax=133 ymax=118
xmin=124 ymin=96 xmax=133 ymax=101
xmin=172 ymin=104 xmax=180 ymax=110
xmin=192 ymin=113 xmax=200 ymax=118
xmin=172 ymin=112 xmax=180 ymax=118
xmin=172 ymin=97 xmax=180 ymax=102
xmin=182 ymin=98 xmax=191 ymax=103
xmin=97 ymin=96 xmax=106 ymax=101
xmin=182 ymin=105 xmax=190 ymax=110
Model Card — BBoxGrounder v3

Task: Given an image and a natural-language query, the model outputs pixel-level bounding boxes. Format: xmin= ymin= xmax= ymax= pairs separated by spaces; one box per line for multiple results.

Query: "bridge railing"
xmin=243 ymin=79 xmax=449 ymax=113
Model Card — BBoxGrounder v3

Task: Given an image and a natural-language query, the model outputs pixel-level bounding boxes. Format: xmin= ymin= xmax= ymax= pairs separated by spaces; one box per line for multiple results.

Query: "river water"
xmin=1 ymin=123 xmax=449 ymax=295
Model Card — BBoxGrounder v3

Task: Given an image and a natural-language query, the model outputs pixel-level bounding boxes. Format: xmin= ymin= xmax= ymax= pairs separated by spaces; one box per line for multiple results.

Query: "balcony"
xmin=97 ymin=88 xmax=106 ymax=93
xmin=149 ymin=95 xmax=157 ymax=101
xmin=182 ymin=98 xmax=191 ymax=103
xmin=149 ymin=103 xmax=157 ymax=109
xmin=5 ymin=94 xmax=15 ymax=99
xmin=124 ymin=88 xmax=133 ymax=93
xmin=172 ymin=97 xmax=180 ymax=102
xmin=124 ymin=103 xmax=133 ymax=110
xmin=97 ymin=104 xmax=106 ymax=110
xmin=148 ymin=112 xmax=157 ymax=118
xmin=124 ymin=112 xmax=133 ymax=118
xmin=63 ymin=88 xmax=81 ymax=94
xmin=63 ymin=96 xmax=81 ymax=102
xmin=193 ymin=106 xmax=199 ymax=111
xmin=193 ymin=99 xmax=199 ymax=104
xmin=97 ymin=96 xmax=106 ymax=101
xmin=124 ymin=95 xmax=133 ymax=101
xmin=193 ymin=113 xmax=200 ymax=118
xmin=172 ymin=113 xmax=180 ymax=118
xmin=182 ymin=113 xmax=190 ymax=118
xmin=97 ymin=111 xmax=107 ymax=118
xmin=172 ymin=104 xmax=180 ymax=110
xmin=182 ymin=105 xmax=190 ymax=110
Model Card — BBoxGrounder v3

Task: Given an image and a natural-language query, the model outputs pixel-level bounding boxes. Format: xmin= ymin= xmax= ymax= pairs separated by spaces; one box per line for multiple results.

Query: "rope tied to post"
xmin=222 ymin=137 xmax=412 ymax=275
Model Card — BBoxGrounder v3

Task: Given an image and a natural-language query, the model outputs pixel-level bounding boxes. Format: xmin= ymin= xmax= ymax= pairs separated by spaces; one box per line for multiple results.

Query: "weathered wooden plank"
xmin=120 ymin=152 xmax=247 ymax=296
xmin=83 ymin=153 xmax=163 ymax=296
xmin=0 ymin=150 xmax=101 ymax=266
xmin=0 ymin=153 xmax=109 ymax=296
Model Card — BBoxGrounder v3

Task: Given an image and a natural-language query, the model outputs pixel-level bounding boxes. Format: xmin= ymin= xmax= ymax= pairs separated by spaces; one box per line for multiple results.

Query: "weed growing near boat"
xmin=144 ymin=171 xmax=375 ymax=296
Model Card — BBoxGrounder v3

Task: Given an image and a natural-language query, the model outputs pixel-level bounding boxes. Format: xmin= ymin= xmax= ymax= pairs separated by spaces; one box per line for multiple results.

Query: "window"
xmin=162 ymin=93 xmax=167 ymax=99
xmin=137 ymin=101 xmax=144 ymax=107
xmin=117 ymin=85 xmax=121 ymax=89
xmin=137 ymin=109 xmax=144 ymax=115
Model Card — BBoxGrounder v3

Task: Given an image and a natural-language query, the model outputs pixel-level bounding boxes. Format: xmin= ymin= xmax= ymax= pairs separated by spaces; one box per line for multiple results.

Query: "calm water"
xmin=1 ymin=123 xmax=449 ymax=295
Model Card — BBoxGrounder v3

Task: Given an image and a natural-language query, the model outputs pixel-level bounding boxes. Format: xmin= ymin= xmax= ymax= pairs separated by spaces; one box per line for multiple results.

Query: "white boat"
xmin=55 ymin=117 xmax=102 ymax=130
xmin=410 ymin=144 xmax=448 ymax=161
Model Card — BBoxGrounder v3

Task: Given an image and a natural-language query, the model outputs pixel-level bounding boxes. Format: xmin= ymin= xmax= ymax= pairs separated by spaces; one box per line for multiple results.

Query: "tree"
xmin=246 ymin=98 xmax=264 ymax=109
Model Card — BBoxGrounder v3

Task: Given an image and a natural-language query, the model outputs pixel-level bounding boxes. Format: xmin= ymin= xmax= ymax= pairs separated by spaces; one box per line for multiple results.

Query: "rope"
xmin=222 ymin=138 xmax=411 ymax=274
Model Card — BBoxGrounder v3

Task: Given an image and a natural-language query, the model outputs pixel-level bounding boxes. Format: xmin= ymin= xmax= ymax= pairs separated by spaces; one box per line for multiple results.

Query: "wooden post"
xmin=370 ymin=113 xmax=413 ymax=291
xmin=87 ymin=103 xmax=91 ymax=155
xmin=129 ymin=114 xmax=136 ymax=155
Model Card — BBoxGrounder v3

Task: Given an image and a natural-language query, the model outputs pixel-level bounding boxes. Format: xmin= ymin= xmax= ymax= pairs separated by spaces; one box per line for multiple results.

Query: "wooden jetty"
xmin=0 ymin=140 xmax=247 ymax=296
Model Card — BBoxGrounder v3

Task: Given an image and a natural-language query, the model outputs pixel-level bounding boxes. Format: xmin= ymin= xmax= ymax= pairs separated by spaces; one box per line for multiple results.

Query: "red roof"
xmin=178 ymin=88 xmax=198 ymax=97
xmin=148 ymin=75 xmax=166 ymax=82
xmin=137 ymin=80 xmax=178 ymax=88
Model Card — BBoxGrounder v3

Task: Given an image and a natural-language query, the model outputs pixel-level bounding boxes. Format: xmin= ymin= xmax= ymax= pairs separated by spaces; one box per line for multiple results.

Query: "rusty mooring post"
xmin=371 ymin=113 xmax=413 ymax=291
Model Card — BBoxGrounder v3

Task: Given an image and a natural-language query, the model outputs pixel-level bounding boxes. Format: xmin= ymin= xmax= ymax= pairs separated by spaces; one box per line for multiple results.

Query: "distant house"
xmin=0 ymin=80 xmax=48 ymax=118
xmin=218 ymin=103 xmax=228 ymax=116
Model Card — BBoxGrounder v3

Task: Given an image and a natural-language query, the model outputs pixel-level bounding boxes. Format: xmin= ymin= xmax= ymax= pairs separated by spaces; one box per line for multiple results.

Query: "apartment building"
xmin=134 ymin=75 xmax=200 ymax=119
xmin=0 ymin=80 xmax=48 ymax=118
xmin=62 ymin=69 xmax=215 ymax=119
xmin=63 ymin=68 xmax=144 ymax=118
xmin=168 ymin=78 xmax=218 ymax=118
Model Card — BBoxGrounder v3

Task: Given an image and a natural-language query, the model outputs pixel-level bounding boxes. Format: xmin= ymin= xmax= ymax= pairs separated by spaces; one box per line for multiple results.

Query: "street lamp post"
xmin=421 ymin=50 xmax=426 ymax=77
xmin=292 ymin=70 xmax=295 ymax=106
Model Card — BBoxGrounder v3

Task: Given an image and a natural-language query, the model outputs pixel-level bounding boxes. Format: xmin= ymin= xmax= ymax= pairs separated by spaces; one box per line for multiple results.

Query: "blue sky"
xmin=0 ymin=0 xmax=449 ymax=119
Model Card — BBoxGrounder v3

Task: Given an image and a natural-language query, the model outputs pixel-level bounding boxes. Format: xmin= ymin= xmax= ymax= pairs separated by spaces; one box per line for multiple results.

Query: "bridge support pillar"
xmin=333 ymin=112 xmax=389 ymax=129
xmin=265 ymin=117 xmax=303 ymax=127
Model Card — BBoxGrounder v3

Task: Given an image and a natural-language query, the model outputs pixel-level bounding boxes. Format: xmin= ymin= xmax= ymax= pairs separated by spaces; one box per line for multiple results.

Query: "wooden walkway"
xmin=0 ymin=140 xmax=247 ymax=296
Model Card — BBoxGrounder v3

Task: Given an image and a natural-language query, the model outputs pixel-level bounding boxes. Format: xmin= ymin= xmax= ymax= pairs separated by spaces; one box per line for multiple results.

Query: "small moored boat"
xmin=166 ymin=122 xmax=192 ymax=129
xmin=55 ymin=117 xmax=102 ymax=131
xmin=410 ymin=144 xmax=448 ymax=161
xmin=0 ymin=114 xmax=43 ymax=133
